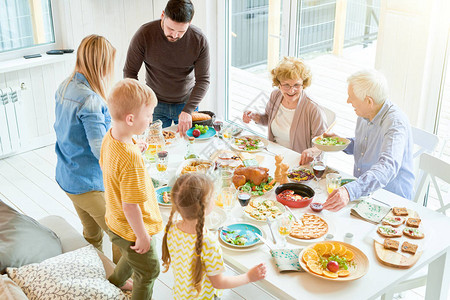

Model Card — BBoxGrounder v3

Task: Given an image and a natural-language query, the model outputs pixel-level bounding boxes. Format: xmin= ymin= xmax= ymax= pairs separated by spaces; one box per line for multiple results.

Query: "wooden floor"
xmin=0 ymin=144 xmax=277 ymax=300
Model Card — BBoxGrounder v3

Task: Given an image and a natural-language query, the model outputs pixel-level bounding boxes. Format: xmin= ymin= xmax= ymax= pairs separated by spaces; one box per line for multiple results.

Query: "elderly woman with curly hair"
xmin=243 ymin=57 xmax=327 ymax=164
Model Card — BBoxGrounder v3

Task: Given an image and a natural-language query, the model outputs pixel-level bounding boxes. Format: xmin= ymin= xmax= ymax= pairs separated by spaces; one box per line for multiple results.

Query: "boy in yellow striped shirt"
xmin=99 ymin=78 xmax=163 ymax=300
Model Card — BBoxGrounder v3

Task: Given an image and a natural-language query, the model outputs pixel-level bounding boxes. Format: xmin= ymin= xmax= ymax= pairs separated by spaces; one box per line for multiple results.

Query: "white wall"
xmin=0 ymin=0 xmax=218 ymax=158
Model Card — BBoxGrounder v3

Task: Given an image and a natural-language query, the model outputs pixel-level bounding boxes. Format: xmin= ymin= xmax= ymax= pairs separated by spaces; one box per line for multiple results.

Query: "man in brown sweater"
xmin=123 ymin=0 xmax=210 ymax=136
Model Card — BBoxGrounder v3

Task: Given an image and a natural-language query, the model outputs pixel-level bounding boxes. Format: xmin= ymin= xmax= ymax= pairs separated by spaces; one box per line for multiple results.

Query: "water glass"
xmin=221 ymin=187 xmax=236 ymax=220
xmin=326 ymin=173 xmax=342 ymax=194
xmin=277 ymin=214 xmax=293 ymax=247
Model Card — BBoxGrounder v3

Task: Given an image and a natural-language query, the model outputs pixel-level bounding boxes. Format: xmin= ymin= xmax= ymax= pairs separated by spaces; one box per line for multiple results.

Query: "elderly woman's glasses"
xmin=280 ymin=83 xmax=303 ymax=91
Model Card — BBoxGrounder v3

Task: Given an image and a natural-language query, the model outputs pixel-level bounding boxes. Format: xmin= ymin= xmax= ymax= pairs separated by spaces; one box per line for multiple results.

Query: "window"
xmin=0 ymin=0 xmax=55 ymax=53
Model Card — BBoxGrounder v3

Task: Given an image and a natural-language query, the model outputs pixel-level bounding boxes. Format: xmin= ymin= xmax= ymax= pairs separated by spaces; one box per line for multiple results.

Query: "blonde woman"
xmin=162 ymin=173 xmax=266 ymax=299
xmin=54 ymin=35 xmax=121 ymax=263
xmin=243 ymin=57 xmax=327 ymax=164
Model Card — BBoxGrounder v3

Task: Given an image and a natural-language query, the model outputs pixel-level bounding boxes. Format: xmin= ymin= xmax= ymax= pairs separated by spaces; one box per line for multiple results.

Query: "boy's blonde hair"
xmin=271 ymin=56 xmax=312 ymax=88
xmin=161 ymin=173 xmax=214 ymax=296
xmin=108 ymin=78 xmax=157 ymax=121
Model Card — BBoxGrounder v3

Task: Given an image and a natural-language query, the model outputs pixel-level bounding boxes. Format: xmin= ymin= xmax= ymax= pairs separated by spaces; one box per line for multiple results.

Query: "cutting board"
xmin=374 ymin=241 xmax=423 ymax=269
xmin=373 ymin=208 xmax=424 ymax=269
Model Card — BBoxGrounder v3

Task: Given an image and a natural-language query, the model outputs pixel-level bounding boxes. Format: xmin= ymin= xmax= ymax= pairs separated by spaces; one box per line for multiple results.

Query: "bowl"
xmin=275 ymin=183 xmax=315 ymax=208
xmin=287 ymin=167 xmax=314 ymax=184
xmin=312 ymin=136 xmax=350 ymax=152
xmin=192 ymin=110 xmax=216 ymax=127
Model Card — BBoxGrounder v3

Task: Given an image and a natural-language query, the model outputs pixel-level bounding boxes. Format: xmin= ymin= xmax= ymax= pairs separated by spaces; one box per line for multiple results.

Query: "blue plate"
xmin=219 ymin=223 xmax=262 ymax=248
xmin=156 ymin=186 xmax=172 ymax=206
xmin=186 ymin=127 xmax=217 ymax=140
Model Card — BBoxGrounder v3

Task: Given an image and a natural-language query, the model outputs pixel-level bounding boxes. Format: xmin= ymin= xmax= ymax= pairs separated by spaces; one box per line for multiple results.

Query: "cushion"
xmin=7 ymin=245 xmax=129 ymax=300
xmin=0 ymin=200 xmax=62 ymax=273
xmin=0 ymin=274 xmax=28 ymax=300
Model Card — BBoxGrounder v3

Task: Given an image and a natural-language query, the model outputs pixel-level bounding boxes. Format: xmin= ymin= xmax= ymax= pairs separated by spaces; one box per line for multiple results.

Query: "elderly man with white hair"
xmin=323 ymin=69 xmax=415 ymax=212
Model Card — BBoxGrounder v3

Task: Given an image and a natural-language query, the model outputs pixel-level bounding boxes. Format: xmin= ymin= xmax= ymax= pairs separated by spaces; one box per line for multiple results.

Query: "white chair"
xmin=320 ymin=105 xmax=336 ymax=126
xmin=382 ymin=153 xmax=450 ymax=300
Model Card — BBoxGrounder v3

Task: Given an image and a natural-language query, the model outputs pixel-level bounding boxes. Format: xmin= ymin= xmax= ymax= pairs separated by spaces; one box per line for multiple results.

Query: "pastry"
xmin=383 ymin=238 xmax=399 ymax=251
xmin=392 ymin=207 xmax=408 ymax=216
xmin=382 ymin=216 xmax=405 ymax=227
xmin=290 ymin=214 xmax=328 ymax=240
xmin=401 ymin=241 xmax=418 ymax=254
xmin=403 ymin=227 xmax=424 ymax=239
xmin=377 ymin=225 xmax=403 ymax=238
xmin=406 ymin=217 xmax=421 ymax=228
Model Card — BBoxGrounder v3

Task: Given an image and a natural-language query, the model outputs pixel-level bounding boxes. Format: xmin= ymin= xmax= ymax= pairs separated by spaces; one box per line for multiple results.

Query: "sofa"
xmin=0 ymin=200 xmax=128 ymax=299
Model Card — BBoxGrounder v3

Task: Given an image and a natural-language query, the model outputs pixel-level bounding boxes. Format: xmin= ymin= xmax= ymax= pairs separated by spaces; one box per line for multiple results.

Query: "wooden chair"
xmin=320 ymin=105 xmax=336 ymax=126
xmin=382 ymin=153 xmax=450 ymax=300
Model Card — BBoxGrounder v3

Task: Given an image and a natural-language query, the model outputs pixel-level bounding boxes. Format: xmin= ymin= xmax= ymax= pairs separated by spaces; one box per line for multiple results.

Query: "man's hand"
xmin=130 ymin=233 xmax=151 ymax=254
xmin=299 ymin=147 xmax=321 ymax=165
xmin=177 ymin=111 xmax=192 ymax=137
xmin=323 ymin=187 xmax=350 ymax=212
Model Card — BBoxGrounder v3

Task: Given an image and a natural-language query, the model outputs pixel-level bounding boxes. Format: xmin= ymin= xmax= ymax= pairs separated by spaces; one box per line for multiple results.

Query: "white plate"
xmin=205 ymin=207 xmax=227 ymax=231
xmin=175 ymin=158 xmax=215 ymax=177
xmin=162 ymin=130 xmax=180 ymax=148
xmin=231 ymin=135 xmax=268 ymax=153
xmin=243 ymin=200 xmax=286 ymax=222
xmin=287 ymin=213 xmax=335 ymax=245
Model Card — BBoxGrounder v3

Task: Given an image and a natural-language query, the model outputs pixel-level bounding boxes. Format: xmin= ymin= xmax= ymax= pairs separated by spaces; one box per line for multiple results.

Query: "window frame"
xmin=0 ymin=0 xmax=62 ymax=62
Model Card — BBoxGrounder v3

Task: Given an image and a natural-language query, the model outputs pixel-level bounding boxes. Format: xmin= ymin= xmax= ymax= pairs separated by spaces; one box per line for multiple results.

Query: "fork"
xmin=261 ymin=145 xmax=277 ymax=156
xmin=265 ymin=216 xmax=277 ymax=244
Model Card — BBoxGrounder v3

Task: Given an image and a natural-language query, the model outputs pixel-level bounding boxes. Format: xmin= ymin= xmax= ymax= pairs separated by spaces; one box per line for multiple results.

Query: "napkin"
xmin=270 ymin=248 xmax=305 ymax=272
xmin=351 ymin=198 xmax=391 ymax=224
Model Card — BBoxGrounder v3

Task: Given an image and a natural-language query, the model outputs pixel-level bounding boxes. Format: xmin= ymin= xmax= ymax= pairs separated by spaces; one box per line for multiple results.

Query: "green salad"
xmin=240 ymin=176 xmax=276 ymax=196
xmin=315 ymin=137 xmax=346 ymax=146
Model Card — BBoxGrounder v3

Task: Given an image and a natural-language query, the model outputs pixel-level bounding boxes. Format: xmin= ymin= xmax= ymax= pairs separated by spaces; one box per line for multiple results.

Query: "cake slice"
xmin=383 ymin=238 xmax=399 ymax=251
xmin=392 ymin=207 xmax=408 ymax=216
xmin=401 ymin=241 xmax=418 ymax=255
xmin=406 ymin=217 xmax=421 ymax=228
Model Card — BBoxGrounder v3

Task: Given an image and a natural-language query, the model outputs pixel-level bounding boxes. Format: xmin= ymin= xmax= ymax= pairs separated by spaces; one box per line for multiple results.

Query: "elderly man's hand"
xmin=299 ymin=147 xmax=321 ymax=165
xmin=177 ymin=111 xmax=192 ymax=137
xmin=323 ymin=187 xmax=350 ymax=212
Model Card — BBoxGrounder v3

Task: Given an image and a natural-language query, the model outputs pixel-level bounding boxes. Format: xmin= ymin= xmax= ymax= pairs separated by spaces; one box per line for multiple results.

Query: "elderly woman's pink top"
xmin=257 ymin=89 xmax=327 ymax=153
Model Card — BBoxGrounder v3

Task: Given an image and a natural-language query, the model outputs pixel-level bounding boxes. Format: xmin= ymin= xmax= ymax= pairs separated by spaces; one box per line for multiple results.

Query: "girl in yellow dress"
xmin=161 ymin=173 xmax=266 ymax=299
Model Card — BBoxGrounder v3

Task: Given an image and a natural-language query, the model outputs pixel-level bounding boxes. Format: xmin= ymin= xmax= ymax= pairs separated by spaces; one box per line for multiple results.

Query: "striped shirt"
xmin=99 ymin=129 xmax=162 ymax=241
xmin=167 ymin=224 xmax=225 ymax=299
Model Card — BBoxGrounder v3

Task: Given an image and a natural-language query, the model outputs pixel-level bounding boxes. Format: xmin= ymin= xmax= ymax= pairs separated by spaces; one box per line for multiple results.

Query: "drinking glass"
xmin=236 ymin=186 xmax=251 ymax=220
xmin=213 ymin=120 xmax=223 ymax=137
xmin=326 ymin=173 xmax=342 ymax=195
xmin=310 ymin=156 xmax=326 ymax=194
xmin=156 ymin=151 xmax=168 ymax=181
xmin=221 ymin=187 xmax=236 ymax=221
xmin=276 ymin=214 xmax=293 ymax=247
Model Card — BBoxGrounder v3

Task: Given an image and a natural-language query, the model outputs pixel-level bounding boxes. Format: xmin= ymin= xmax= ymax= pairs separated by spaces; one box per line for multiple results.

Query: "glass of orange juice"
xmin=326 ymin=173 xmax=342 ymax=194
xmin=277 ymin=214 xmax=293 ymax=247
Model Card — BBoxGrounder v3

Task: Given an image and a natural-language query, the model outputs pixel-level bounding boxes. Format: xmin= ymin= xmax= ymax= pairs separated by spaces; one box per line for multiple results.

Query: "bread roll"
xmin=192 ymin=112 xmax=211 ymax=121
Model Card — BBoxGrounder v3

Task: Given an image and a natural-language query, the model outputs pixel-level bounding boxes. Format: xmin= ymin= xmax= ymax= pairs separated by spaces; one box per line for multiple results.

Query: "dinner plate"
xmin=218 ymin=235 xmax=263 ymax=252
xmin=205 ymin=207 xmax=227 ymax=231
xmin=186 ymin=127 xmax=217 ymax=140
xmin=230 ymin=135 xmax=268 ymax=152
xmin=299 ymin=241 xmax=369 ymax=281
xmin=287 ymin=213 xmax=336 ymax=245
xmin=243 ymin=199 xmax=285 ymax=222
xmin=219 ymin=223 xmax=263 ymax=248
xmin=162 ymin=130 xmax=180 ymax=148
xmin=156 ymin=186 xmax=172 ymax=206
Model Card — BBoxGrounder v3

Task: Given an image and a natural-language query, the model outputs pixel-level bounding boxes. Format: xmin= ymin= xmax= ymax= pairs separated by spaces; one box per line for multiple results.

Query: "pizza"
xmin=290 ymin=213 xmax=328 ymax=240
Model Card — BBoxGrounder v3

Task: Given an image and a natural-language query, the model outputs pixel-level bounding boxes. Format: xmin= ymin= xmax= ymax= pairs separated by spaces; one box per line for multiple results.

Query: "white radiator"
xmin=0 ymin=87 xmax=23 ymax=156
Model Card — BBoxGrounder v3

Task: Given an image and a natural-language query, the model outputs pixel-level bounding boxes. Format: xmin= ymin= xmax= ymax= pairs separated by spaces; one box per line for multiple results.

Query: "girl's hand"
xmin=247 ymin=263 xmax=266 ymax=282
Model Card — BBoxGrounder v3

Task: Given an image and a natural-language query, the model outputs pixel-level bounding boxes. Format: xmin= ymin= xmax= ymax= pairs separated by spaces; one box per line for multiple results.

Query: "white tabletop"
xmin=153 ymin=126 xmax=450 ymax=300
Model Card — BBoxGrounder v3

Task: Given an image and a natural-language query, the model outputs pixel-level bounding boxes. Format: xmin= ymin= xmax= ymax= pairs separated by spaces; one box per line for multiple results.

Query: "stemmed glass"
xmin=213 ymin=120 xmax=223 ymax=138
xmin=311 ymin=156 xmax=326 ymax=195
xmin=236 ymin=186 xmax=251 ymax=220
xmin=276 ymin=213 xmax=293 ymax=247
xmin=221 ymin=187 xmax=236 ymax=222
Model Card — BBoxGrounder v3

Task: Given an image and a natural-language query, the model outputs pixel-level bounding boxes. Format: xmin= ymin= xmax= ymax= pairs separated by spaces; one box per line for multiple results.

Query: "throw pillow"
xmin=0 ymin=274 xmax=28 ymax=300
xmin=0 ymin=200 xmax=62 ymax=273
xmin=7 ymin=245 xmax=129 ymax=300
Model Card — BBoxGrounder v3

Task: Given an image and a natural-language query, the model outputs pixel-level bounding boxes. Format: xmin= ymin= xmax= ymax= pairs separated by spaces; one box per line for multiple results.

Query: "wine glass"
xmin=221 ymin=187 xmax=236 ymax=221
xmin=276 ymin=213 xmax=293 ymax=247
xmin=213 ymin=120 xmax=223 ymax=138
xmin=310 ymin=156 xmax=326 ymax=195
xmin=236 ymin=186 xmax=251 ymax=220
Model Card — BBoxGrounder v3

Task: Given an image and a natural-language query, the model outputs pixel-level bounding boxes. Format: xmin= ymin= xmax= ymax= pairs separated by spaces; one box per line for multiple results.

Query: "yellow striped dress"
xmin=167 ymin=223 xmax=225 ymax=299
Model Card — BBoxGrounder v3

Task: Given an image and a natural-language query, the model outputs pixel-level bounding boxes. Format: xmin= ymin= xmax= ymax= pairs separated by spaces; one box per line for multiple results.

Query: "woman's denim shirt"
xmin=54 ymin=73 xmax=111 ymax=194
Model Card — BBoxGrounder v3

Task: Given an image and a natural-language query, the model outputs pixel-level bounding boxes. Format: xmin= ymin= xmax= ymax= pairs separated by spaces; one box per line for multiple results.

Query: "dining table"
xmin=151 ymin=125 xmax=450 ymax=300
